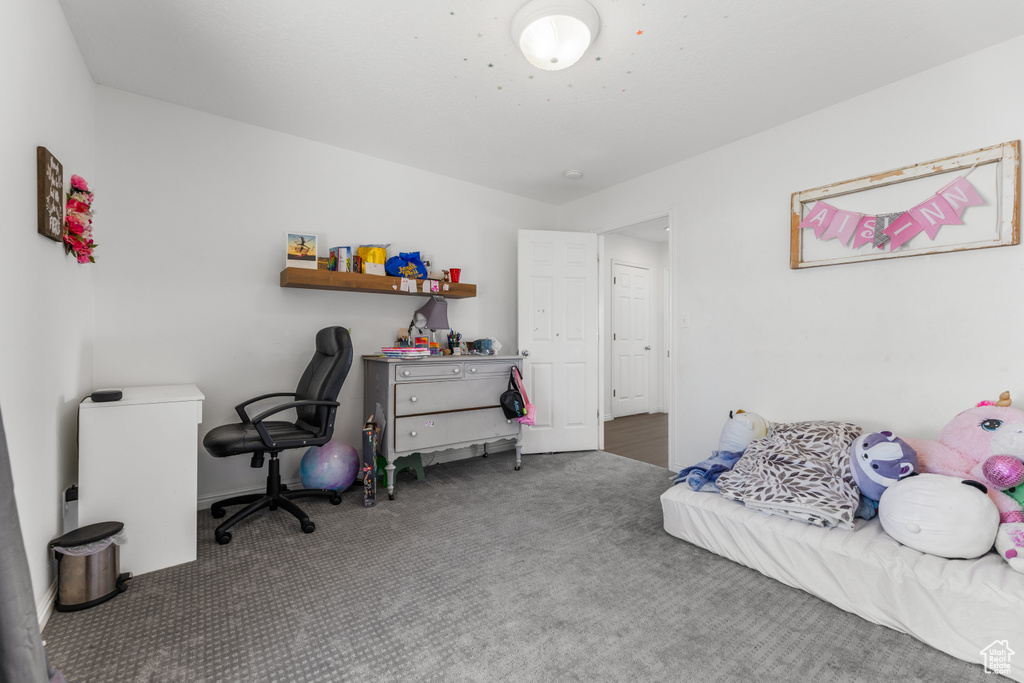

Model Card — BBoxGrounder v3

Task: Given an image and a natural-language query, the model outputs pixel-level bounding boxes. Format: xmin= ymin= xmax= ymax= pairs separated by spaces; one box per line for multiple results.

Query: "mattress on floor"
xmin=661 ymin=483 xmax=1024 ymax=682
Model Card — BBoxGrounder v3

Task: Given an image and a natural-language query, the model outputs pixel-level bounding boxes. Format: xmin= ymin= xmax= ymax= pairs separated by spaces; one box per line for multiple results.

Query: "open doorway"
xmin=599 ymin=214 xmax=671 ymax=468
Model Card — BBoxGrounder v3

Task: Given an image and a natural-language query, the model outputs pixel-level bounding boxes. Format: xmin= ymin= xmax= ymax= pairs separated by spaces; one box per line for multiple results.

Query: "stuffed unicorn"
xmin=904 ymin=391 xmax=1024 ymax=572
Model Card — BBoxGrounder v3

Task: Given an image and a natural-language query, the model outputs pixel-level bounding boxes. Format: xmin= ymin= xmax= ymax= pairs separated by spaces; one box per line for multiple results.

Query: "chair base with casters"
xmin=210 ymin=452 xmax=342 ymax=545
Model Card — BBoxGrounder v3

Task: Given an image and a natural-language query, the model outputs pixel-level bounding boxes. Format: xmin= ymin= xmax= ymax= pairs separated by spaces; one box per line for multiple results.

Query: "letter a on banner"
xmin=797 ymin=201 xmax=838 ymax=239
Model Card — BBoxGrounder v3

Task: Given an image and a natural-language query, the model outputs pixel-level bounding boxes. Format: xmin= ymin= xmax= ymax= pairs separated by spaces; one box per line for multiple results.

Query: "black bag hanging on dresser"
xmin=500 ymin=367 xmax=527 ymax=419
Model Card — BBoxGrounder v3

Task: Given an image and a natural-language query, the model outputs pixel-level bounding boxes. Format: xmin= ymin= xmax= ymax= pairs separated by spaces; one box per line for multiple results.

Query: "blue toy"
xmin=300 ymin=440 xmax=359 ymax=492
xmin=850 ymin=431 xmax=919 ymax=501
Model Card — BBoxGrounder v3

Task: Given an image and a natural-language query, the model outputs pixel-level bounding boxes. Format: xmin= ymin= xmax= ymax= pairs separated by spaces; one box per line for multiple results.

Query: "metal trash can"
xmin=49 ymin=521 xmax=131 ymax=612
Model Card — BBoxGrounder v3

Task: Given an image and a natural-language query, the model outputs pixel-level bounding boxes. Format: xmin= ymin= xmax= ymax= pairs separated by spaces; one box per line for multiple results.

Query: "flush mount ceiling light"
xmin=512 ymin=0 xmax=601 ymax=71
xmin=564 ymin=169 xmax=583 ymax=180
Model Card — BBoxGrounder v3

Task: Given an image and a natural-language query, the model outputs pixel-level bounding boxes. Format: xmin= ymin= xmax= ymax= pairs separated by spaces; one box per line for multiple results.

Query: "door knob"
xmin=645 ymin=346 xmax=651 ymax=350
xmin=522 ymin=349 xmax=530 ymax=356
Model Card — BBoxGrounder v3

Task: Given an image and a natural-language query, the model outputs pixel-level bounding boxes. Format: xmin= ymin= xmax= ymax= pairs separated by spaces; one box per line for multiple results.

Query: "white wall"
xmin=1 ymin=0 xmax=97 ymax=616
xmin=602 ymin=233 xmax=668 ymax=419
xmin=560 ymin=36 xmax=1024 ymax=472
xmin=92 ymin=87 xmax=555 ymax=501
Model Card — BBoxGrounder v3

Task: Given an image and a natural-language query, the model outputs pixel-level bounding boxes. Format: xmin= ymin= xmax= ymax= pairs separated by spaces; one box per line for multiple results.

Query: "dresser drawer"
xmin=395 ymin=362 xmax=463 ymax=381
xmin=462 ymin=359 xmax=519 ymax=378
xmin=394 ymin=408 xmax=519 ymax=452
xmin=395 ymin=377 xmax=505 ymax=416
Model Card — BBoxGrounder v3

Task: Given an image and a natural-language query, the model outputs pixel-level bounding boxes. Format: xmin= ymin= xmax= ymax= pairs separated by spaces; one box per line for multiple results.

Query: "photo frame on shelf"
xmin=790 ymin=141 xmax=1020 ymax=269
xmin=286 ymin=232 xmax=318 ymax=269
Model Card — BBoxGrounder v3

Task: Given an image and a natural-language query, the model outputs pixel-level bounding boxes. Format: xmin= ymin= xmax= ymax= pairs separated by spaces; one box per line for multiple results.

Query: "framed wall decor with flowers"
xmin=36 ymin=146 xmax=63 ymax=242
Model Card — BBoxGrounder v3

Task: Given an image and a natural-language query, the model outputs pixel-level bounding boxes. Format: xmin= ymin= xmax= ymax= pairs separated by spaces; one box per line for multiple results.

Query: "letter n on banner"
xmin=910 ymin=194 xmax=962 ymax=239
xmin=883 ymin=213 xmax=925 ymax=250
xmin=938 ymin=176 xmax=984 ymax=216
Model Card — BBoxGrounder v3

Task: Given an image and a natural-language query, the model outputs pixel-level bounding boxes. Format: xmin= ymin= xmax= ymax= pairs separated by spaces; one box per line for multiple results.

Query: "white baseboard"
xmin=194 ymin=442 xmax=516 ymax=510
xmin=603 ymin=413 xmax=613 ymax=422
xmin=37 ymin=578 xmax=56 ymax=629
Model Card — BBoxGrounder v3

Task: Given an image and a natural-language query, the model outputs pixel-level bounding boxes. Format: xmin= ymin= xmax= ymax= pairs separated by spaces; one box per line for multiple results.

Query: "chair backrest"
xmin=294 ymin=327 xmax=353 ymax=433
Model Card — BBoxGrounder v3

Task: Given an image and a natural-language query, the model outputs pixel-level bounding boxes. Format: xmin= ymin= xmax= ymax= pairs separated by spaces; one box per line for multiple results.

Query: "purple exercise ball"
xmin=300 ymin=441 xmax=359 ymax=491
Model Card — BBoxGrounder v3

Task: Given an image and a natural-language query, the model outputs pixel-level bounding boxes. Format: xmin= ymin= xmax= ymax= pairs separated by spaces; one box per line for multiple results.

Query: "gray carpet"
xmin=42 ymin=450 xmax=1000 ymax=682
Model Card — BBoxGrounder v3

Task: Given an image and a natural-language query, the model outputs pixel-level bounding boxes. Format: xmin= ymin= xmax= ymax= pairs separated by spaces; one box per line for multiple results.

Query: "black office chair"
xmin=203 ymin=326 xmax=354 ymax=545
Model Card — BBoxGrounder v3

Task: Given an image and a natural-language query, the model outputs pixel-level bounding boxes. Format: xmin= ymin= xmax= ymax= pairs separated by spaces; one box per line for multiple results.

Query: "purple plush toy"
xmin=850 ymin=431 xmax=919 ymax=501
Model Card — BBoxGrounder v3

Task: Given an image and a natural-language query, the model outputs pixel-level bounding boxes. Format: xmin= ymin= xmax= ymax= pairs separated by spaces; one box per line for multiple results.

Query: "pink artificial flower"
xmin=77 ymin=252 xmax=91 ymax=264
xmin=70 ymin=175 xmax=89 ymax=192
xmin=65 ymin=215 xmax=85 ymax=235
xmin=67 ymin=199 xmax=90 ymax=214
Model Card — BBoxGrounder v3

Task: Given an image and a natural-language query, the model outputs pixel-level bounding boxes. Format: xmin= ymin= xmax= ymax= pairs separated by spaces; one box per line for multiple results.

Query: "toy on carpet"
xmin=300 ymin=440 xmax=359 ymax=492
xmin=878 ymin=473 xmax=1000 ymax=559
xmin=849 ymin=431 xmax=919 ymax=502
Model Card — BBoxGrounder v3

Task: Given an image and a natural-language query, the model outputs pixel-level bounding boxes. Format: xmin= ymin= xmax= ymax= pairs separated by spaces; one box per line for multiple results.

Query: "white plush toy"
xmin=878 ymin=473 xmax=1000 ymax=559
xmin=718 ymin=410 xmax=769 ymax=453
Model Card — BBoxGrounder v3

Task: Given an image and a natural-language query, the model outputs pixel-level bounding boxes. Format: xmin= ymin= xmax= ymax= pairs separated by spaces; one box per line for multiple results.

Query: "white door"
xmin=517 ymin=230 xmax=600 ymax=454
xmin=611 ymin=262 xmax=650 ymax=418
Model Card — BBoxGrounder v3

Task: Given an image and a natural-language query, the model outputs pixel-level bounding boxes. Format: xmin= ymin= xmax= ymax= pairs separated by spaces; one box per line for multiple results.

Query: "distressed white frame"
xmin=790 ymin=141 xmax=1020 ymax=269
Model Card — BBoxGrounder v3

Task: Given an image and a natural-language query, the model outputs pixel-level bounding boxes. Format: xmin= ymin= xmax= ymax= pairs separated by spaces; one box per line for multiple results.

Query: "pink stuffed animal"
xmin=905 ymin=391 xmax=1024 ymax=572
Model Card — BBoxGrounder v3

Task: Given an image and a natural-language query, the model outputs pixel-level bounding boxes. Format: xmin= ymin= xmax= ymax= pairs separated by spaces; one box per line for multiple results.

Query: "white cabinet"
xmin=78 ymin=384 xmax=204 ymax=575
xmin=364 ymin=356 xmax=523 ymax=499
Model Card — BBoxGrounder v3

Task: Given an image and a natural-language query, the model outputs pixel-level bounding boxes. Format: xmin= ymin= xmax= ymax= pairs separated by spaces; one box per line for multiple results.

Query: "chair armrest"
xmin=250 ymin=399 xmax=341 ymax=449
xmin=234 ymin=392 xmax=297 ymax=423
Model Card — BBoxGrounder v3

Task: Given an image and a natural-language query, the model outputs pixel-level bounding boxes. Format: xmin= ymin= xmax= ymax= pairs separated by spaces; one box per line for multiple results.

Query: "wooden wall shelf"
xmin=280 ymin=267 xmax=477 ymax=299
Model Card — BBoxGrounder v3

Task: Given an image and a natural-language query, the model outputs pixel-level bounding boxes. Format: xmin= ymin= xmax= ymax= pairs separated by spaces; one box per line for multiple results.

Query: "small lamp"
xmin=511 ymin=0 xmax=601 ymax=71
xmin=409 ymin=296 xmax=449 ymax=346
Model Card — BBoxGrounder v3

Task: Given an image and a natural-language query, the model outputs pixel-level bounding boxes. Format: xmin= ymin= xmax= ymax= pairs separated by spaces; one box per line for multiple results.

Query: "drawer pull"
xmin=453 ymin=367 xmax=460 ymax=374
xmin=506 ymin=419 xmax=511 ymax=424
xmin=469 ymin=367 xmax=478 ymax=373
xmin=410 ymin=431 xmax=417 ymax=437
xmin=410 ymin=396 xmax=418 ymax=402
xmin=402 ymin=370 xmax=411 ymax=377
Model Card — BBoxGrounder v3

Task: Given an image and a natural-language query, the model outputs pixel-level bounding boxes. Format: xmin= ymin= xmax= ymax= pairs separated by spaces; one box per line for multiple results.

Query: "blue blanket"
xmin=672 ymin=450 xmax=744 ymax=493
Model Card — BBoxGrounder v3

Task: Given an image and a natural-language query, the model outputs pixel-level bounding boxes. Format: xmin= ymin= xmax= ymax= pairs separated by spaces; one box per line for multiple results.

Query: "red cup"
xmin=449 ymin=268 xmax=461 ymax=283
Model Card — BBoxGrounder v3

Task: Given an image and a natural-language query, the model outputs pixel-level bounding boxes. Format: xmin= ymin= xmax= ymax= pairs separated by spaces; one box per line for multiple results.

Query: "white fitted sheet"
xmin=661 ymin=483 xmax=1024 ymax=681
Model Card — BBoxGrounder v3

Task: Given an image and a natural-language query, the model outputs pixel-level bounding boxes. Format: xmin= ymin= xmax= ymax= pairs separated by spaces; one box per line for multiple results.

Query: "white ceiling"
xmin=58 ymin=0 xmax=1024 ymax=206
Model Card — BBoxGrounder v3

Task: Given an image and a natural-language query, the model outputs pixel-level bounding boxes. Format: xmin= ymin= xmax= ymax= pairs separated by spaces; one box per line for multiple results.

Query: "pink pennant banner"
xmin=821 ymin=210 xmax=862 ymax=245
xmin=798 ymin=201 xmax=838 ymax=239
xmin=909 ymin=194 xmax=963 ymax=239
xmin=883 ymin=213 xmax=925 ymax=250
xmin=800 ymin=174 xmax=984 ymax=253
xmin=852 ymin=216 xmax=876 ymax=249
xmin=938 ymin=176 xmax=984 ymax=216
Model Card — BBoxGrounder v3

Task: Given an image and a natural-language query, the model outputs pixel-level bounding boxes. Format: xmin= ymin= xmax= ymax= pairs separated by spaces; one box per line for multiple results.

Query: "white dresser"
xmin=78 ymin=384 xmax=204 ymax=575
xmin=363 ymin=355 xmax=523 ymax=499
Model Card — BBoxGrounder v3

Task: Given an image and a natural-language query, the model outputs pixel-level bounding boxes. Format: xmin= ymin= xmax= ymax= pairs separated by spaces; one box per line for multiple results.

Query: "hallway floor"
xmin=603 ymin=412 xmax=668 ymax=467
